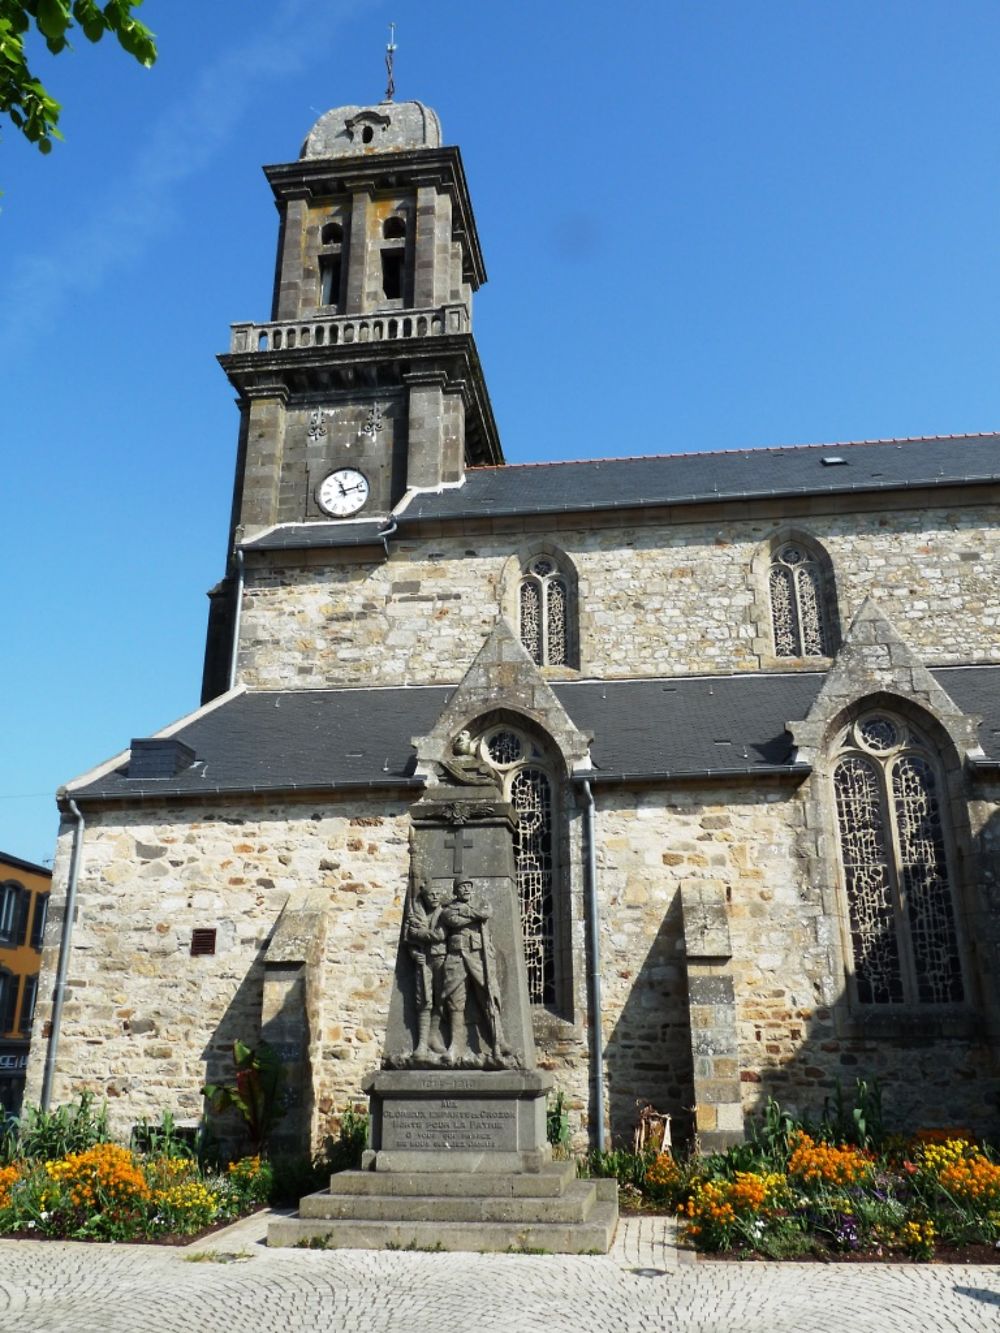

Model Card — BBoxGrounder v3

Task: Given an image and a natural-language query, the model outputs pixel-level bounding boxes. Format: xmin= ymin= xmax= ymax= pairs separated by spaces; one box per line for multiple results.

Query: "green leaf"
xmin=36 ymin=0 xmax=69 ymax=41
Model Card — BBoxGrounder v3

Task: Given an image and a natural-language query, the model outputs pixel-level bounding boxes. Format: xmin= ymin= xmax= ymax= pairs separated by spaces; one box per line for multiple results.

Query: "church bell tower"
xmin=203 ymin=98 xmax=502 ymax=698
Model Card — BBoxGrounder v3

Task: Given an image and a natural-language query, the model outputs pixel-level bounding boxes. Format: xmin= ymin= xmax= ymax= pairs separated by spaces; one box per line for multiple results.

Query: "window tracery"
xmin=481 ymin=725 xmax=557 ymax=1006
xmin=768 ymin=542 xmax=831 ymax=657
xmin=832 ymin=712 xmax=964 ymax=1007
xmin=518 ymin=556 xmax=570 ymax=667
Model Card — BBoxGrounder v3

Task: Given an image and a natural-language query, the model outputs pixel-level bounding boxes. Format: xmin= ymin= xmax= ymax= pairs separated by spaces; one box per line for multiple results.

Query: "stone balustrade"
xmin=229 ymin=303 xmax=470 ymax=354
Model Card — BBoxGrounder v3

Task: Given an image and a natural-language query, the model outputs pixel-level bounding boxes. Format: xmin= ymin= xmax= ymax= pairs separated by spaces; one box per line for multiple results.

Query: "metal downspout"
xmin=579 ymin=778 xmax=606 ymax=1151
xmin=227 ymin=547 xmax=245 ymax=693
xmin=379 ymin=516 xmax=398 ymax=559
xmin=40 ymin=795 xmax=85 ymax=1111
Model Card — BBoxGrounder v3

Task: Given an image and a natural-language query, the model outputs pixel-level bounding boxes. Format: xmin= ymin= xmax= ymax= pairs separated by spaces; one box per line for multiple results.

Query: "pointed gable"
xmin=789 ymin=597 xmax=982 ymax=763
xmin=413 ymin=617 xmax=592 ymax=780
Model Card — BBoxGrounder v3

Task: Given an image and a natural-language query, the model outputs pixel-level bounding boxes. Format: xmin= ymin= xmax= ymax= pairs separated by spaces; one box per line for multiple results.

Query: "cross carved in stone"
xmin=443 ymin=825 xmax=475 ymax=877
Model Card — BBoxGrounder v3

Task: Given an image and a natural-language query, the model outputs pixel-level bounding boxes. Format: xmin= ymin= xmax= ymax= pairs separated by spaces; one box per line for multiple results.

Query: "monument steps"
xmin=297 ymin=1177 xmax=598 ymax=1224
xmin=320 ymin=1161 xmax=577 ymax=1198
xmin=267 ymin=1196 xmax=619 ymax=1254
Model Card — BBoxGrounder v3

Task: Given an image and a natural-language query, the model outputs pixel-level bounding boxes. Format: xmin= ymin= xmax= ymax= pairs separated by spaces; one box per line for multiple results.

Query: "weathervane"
xmin=384 ymin=22 xmax=397 ymax=102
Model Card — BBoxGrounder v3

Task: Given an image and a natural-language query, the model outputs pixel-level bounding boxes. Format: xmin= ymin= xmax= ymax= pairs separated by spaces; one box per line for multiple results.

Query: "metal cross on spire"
xmin=384 ymin=22 xmax=397 ymax=102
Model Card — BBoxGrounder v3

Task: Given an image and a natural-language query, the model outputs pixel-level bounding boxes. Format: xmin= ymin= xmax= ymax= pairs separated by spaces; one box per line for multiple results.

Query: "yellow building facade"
xmin=0 ymin=853 xmax=51 ymax=1115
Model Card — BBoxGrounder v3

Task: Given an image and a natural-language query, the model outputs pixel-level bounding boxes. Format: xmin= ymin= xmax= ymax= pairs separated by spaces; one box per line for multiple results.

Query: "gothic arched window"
xmin=832 ymin=712 xmax=965 ymax=1007
xmin=481 ymin=725 xmax=558 ymax=1006
xmin=769 ymin=542 xmax=833 ymax=657
xmin=519 ymin=557 xmax=570 ymax=667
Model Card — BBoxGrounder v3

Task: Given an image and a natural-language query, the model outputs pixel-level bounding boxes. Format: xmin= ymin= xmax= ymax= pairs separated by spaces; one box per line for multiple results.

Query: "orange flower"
xmin=0 ymin=1164 xmax=19 ymax=1210
xmin=787 ymin=1132 xmax=872 ymax=1188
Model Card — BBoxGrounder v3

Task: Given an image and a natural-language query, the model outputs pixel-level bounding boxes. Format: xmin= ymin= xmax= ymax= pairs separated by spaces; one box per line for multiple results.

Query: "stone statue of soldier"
xmin=404 ymin=879 xmax=447 ymax=1059
xmin=439 ymin=878 xmax=509 ymax=1065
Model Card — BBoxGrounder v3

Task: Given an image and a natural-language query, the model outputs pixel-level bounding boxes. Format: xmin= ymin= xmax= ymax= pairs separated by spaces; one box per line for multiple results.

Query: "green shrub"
xmin=546 ymin=1091 xmax=571 ymax=1152
xmin=582 ymin=1146 xmax=653 ymax=1191
xmin=267 ymin=1152 xmax=324 ymax=1207
xmin=321 ymin=1106 xmax=368 ymax=1175
xmin=5 ymin=1092 xmax=111 ymax=1163
xmin=818 ymin=1078 xmax=885 ymax=1150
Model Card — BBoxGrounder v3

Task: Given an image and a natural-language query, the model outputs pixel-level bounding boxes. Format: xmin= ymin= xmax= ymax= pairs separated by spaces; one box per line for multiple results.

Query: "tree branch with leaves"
xmin=0 ymin=1 xmax=156 ymax=155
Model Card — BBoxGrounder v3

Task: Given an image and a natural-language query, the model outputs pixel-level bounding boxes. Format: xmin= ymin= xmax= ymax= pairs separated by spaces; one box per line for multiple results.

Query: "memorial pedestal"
xmin=362 ymin=1068 xmax=553 ymax=1173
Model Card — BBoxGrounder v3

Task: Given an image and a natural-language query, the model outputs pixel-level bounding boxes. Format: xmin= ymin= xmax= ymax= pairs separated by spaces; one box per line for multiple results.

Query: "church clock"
xmin=316 ymin=468 xmax=370 ymax=518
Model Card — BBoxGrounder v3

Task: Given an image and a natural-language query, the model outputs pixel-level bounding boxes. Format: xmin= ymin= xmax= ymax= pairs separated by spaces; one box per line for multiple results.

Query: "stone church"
xmin=26 ymin=97 xmax=1000 ymax=1152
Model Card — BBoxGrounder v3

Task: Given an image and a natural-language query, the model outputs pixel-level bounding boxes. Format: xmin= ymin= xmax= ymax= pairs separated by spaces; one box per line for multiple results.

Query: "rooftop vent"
xmin=128 ymin=738 xmax=196 ymax=779
xmin=821 ymin=455 xmax=847 ymax=466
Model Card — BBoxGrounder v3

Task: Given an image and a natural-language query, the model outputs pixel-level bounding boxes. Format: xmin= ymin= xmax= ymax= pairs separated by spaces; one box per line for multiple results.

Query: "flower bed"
xmin=0 ymin=1146 xmax=271 ymax=1242
xmin=583 ymin=1090 xmax=1000 ymax=1263
xmin=0 ymin=1092 xmax=369 ymax=1244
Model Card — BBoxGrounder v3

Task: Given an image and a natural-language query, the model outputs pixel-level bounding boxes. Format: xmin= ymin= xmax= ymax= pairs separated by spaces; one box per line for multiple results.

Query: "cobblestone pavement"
xmin=0 ymin=1214 xmax=998 ymax=1333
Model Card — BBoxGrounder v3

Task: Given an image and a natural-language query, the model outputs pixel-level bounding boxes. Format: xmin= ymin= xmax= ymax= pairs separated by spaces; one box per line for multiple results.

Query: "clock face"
xmin=316 ymin=468 xmax=370 ymax=518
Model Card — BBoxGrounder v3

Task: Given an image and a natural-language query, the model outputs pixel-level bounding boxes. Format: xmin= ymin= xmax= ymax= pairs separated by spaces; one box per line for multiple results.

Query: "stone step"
xmin=267 ymin=1199 xmax=619 ymax=1254
xmin=327 ymin=1161 xmax=577 ymax=1198
xmin=300 ymin=1179 xmax=597 ymax=1225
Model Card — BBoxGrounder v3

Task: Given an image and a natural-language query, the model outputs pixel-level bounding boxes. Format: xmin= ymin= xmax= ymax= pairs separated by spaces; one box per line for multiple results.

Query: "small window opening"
xmin=383 ymin=215 xmax=406 ymax=239
xmin=191 ymin=928 xmax=217 ymax=957
xmin=362 ymin=125 xmax=374 ymax=144
xmin=319 ymin=254 xmax=342 ymax=307
xmin=321 ymin=221 xmax=343 ymax=245
xmin=381 ymin=249 xmax=404 ymax=301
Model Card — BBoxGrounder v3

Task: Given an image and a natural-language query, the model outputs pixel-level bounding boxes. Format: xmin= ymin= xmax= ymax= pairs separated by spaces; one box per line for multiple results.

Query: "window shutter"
xmin=1 ymin=973 xmax=18 ymax=1034
xmin=19 ymin=976 xmax=38 ymax=1034
xmin=15 ymin=891 xmax=30 ymax=947
xmin=30 ymin=895 xmax=48 ymax=950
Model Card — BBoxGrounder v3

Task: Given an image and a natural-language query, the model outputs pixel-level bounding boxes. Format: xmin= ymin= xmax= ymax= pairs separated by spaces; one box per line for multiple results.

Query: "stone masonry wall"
xmin=592 ymin=780 xmax=1000 ymax=1146
xmin=25 ymin=798 xmax=413 ymax=1145
xmin=237 ymin=502 xmax=1000 ymax=690
xmin=25 ymin=772 xmax=1000 ymax=1150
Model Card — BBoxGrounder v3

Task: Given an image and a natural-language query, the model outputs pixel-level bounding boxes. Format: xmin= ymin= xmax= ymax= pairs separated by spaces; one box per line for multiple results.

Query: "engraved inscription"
xmin=382 ymin=1099 xmax=517 ymax=1151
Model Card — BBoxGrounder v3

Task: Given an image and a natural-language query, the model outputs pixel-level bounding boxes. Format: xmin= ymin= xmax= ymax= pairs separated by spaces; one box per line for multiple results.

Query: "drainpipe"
xmin=227 ymin=547 xmax=245 ymax=693
xmin=577 ymin=777 xmax=606 ymax=1152
xmin=378 ymin=516 xmax=398 ymax=559
xmin=41 ymin=795 xmax=85 ymax=1111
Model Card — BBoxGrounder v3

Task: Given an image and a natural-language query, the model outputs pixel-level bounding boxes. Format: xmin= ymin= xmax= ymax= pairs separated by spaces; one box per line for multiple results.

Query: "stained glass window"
xmin=832 ymin=713 xmax=964 ymax=1007
xmin=510 ymin=766 xmax=556 ymax=1006
xmin=769 ymin=543 xmax=831 ymax=657
xmin=480 ymin=727 xmax=557 ymax=1006
xmin=518 ymin=556 xmax=570 ymax=666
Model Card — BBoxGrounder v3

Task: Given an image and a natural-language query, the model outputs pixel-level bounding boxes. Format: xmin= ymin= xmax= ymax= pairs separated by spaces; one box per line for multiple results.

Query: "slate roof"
xmin=244 ymin=521 xmax=389 ymax=551
xmin=406 ymin=434 xmax=1000 ymax=523
xmin=70 ymin=665 xmax=1000 ymax=802
xmin=242 ymin=436 xmax=1000 ymax=551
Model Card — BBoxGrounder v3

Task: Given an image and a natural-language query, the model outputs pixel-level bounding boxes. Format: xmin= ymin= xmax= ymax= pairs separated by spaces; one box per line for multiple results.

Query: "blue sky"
xmin=4 ymin=0 xmax=1000 ymax=864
